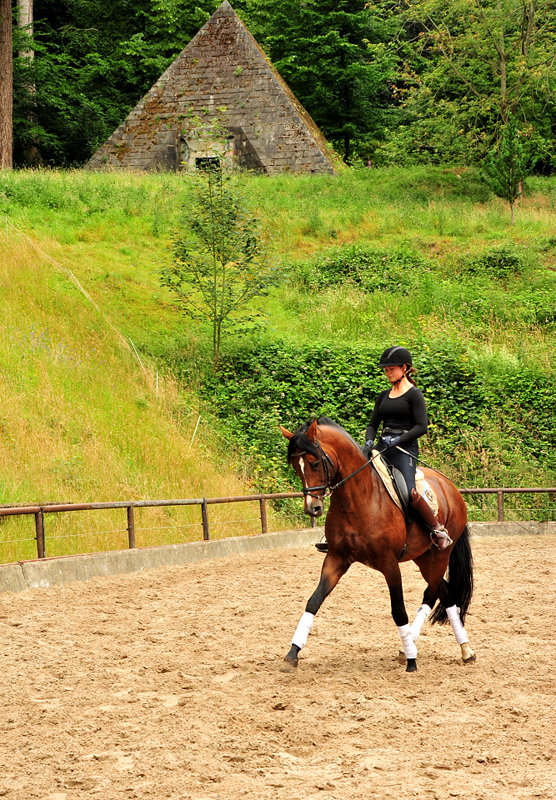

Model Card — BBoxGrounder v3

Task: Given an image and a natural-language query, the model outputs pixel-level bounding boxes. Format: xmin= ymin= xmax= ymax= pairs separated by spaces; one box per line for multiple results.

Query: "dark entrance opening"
xmin=195 ymin=157 xmax=221 ymax=171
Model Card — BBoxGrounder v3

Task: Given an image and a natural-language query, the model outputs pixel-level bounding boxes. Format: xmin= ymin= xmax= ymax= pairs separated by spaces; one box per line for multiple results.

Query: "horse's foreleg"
xmin=280 ymin=553 xmax=347 ymax=672
xmin=381 ymin=559 xmax=417 ymax=673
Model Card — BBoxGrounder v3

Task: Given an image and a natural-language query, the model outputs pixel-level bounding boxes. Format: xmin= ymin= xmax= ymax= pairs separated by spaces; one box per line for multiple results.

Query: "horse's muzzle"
xmin=305 ymin=499 xmax=324 ymax=517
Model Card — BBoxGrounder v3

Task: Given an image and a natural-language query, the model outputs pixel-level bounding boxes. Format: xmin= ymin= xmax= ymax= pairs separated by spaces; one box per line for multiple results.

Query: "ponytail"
xmin=404 ymin=365 xmax=417 ymax=386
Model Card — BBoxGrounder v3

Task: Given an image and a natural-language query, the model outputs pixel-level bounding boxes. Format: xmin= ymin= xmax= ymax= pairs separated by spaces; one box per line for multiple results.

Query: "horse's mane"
xmin=287 ymin=416 xmax=363 ymax=463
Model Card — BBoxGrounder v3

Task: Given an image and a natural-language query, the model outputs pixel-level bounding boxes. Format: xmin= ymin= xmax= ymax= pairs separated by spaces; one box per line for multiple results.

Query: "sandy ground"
xmin=0 ymin=534 xmax=554 ymax=800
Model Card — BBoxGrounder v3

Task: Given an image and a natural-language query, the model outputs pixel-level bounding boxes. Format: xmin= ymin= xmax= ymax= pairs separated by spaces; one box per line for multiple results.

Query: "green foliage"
xmin=295 ymin=245 xmax=427 ymax=294
xmin=458 ymin=244 xmax=525 ymax=280
xmin=160 ymin=165 xmax=279 ymax=366
xmin=12 ymin=0 xmax=219 ymax=165
xmin=195 ymin=337 xmax=556 ymax=511
xmin=244 ymin=0 xmax=399 ymax=162
xmin=376 ymin=0 xmax=556 ymax=168
xmin=482 ymin=116 xmax=531 ymax=222
xmin=199 ymin=340 xmax=489 ymax=490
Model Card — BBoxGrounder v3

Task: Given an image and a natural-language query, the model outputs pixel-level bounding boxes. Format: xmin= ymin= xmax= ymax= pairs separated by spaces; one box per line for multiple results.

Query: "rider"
xmin=364 ymin=346 xmax=453 ymax=550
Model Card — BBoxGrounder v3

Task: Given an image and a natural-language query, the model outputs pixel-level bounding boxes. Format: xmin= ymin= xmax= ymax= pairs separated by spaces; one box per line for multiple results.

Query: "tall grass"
xmin=0 ymin=228 xmax=289 ymax=564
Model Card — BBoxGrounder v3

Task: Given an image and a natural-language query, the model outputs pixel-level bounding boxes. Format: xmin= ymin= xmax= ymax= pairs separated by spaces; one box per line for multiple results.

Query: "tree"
xmin=378 ymin=0 xmax=556 ymax=166
xmin=482 ymin=114 xmax=530 ymax=223
xmin=243 ymin=0 xmax=399 ymax=162
xmin=160 ymin=163 xmax=279 ymax=368
xmin=0 ymin=0 xmax=12 ymax=169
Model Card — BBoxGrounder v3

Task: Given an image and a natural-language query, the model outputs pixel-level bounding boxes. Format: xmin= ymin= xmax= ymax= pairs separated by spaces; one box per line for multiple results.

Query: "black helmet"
xmin=378 ymin=346 xmax=413 ymax=368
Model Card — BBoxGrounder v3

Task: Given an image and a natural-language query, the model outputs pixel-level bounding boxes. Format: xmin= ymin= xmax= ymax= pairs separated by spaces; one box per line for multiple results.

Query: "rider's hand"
xmin=380 ymin=434 xmax=402 ymax=450
xmin=362 ymin=439 xmax=374 ymax=458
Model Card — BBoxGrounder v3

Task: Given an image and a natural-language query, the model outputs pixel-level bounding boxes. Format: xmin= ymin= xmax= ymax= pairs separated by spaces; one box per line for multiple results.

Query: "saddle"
xmin=371 ymin=449 xmax=439 ymax=517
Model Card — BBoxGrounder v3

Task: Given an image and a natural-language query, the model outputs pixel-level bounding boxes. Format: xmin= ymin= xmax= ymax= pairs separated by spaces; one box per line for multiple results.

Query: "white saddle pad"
xmin=371 ymin=450 xmax=439 ymax=515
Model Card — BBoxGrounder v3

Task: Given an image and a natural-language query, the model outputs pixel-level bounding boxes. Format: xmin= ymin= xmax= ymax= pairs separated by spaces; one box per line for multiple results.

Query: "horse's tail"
xmin=430 ymin=523 xmax=474 ymax=626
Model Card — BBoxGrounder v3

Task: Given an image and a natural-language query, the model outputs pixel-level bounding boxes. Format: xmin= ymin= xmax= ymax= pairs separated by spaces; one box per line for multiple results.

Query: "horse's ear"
xmin=306 ymin=420 xmax=318 ymax=441
xmin=279 ymin=425 xmax=294 ymax=440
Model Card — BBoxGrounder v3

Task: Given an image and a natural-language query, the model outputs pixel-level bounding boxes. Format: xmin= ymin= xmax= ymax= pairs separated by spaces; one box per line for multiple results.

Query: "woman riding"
xmin=363 ymin=345 xmax=453 ymax=550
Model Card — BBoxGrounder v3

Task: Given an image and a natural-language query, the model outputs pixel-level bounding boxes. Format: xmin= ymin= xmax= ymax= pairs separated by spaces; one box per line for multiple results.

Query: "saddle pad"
xmin=371 ymin=450 xmax=439 ymax=515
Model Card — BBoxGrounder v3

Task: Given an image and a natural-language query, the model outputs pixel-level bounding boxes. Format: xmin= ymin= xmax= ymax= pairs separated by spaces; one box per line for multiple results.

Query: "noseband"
xmin=293 ymin=439 xmax=376 ymax=500
xmin=293 ymin=440 xmax=336 ymax=500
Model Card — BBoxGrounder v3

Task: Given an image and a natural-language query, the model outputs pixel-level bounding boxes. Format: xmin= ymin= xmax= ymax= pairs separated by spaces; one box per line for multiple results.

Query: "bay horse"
xmin=279 ymin=417 xmax=475 ymax=673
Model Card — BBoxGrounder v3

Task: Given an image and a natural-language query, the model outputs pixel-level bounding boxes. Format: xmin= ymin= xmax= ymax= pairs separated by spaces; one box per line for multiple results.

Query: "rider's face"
xmin=384 ymin=365 xmax=405 ymax=383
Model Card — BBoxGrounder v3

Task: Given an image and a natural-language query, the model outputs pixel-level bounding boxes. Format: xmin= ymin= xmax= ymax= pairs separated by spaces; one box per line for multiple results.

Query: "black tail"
xmin=430 ymin=524 xmax=474 ymax=626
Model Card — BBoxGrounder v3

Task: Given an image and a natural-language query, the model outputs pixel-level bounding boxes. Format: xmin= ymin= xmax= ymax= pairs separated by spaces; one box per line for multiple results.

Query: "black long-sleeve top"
xmin=365 ymin=386 xmax=428 ymax=444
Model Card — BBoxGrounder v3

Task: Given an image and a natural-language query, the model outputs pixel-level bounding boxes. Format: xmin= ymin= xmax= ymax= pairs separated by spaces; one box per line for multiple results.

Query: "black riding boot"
xmin=410 ymin=489 xmax=453 ymax=550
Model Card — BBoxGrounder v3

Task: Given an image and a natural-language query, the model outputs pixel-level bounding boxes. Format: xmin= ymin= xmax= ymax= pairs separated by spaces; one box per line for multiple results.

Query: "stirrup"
xmin=430 ymin=527 xmax=453 ymax=550
xmin=315 ymin=541 xmax=328 ymax=552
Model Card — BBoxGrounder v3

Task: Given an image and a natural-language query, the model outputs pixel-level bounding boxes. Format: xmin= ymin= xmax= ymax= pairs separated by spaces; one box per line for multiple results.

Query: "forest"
xmin=2 ymin=0 xmax=556 ymax=170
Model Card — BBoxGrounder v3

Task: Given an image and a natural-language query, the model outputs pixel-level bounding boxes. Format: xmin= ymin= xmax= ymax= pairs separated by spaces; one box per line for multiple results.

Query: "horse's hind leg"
xmin=280 ymin=552 xmax=348 ymax=672
xmin=410 ymin=551 xmax=450 ymax=642
xmin=438 ymin=579 xmax=476 ymax=663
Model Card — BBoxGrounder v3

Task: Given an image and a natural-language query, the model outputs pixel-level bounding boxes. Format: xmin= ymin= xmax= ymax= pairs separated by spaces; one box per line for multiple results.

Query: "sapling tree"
xmin=482 ymin=114 xmax=530 ymax=224
xmin=160 ymin=162 xmax=278 ymax=368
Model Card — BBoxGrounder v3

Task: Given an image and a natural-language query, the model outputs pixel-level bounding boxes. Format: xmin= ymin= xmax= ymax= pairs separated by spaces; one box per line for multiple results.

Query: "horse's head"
xmin=280 ymin=419 xmax=336 ymax=517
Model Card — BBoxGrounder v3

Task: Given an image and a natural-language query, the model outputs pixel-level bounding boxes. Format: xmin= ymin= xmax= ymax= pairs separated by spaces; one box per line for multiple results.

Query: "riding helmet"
xmin=378 ymin=345 xmax=413 ymax=368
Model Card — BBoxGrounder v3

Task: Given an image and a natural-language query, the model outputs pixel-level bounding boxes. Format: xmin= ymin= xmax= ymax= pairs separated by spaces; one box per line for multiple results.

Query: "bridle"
xmin=293 ymin=439 xmax=377 ymax=500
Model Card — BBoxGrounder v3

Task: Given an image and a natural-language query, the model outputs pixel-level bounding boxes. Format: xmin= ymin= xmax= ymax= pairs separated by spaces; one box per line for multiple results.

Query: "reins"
xmin=296 ymin=439 xmax=455 ymax=500
xmin=294 ymin=440 xmax=381 ymax=499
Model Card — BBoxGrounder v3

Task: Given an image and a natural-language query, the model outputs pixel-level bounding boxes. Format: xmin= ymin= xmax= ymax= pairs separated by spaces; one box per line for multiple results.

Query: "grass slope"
xmin=0 ymin=224 xmax=284 ymax=563
xmin=1 ymin=166 xmax=556 ymax=548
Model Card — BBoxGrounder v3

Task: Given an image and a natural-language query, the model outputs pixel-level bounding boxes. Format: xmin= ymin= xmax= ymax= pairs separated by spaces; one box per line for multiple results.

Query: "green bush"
xmin=295 ymin=245 xmax=428 ymax=294
xmin=458 ymin=244 xmax=526 ymax=280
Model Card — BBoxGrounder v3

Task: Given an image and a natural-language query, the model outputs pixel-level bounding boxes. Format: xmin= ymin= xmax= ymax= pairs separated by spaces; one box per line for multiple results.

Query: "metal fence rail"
xmin=0 ymin=487 xmax=555 ymax=561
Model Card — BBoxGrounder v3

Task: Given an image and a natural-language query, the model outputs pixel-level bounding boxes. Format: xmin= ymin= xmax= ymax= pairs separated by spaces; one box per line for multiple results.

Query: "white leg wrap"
xmin=446 ymin=605 xmax=469 ymax=645
xmin=291 ymin=612 xmax=315 ymax=650
xmin=397 ymin=623 xmax=418 ymax=660
xmin=410 ymin=603 xmax=432 ymax=641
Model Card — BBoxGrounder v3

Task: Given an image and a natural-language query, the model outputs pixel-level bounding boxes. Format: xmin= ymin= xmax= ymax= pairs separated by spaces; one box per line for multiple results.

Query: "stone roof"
xmin=87 ymin=1 xmax=335 ymax=174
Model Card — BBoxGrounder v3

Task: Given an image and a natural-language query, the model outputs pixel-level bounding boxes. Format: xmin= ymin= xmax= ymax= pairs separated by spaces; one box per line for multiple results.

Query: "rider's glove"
xmin=380 ymin=434 xmax=402 ymax=450
xmin=362 ymin=439 xmax=374 ymax=458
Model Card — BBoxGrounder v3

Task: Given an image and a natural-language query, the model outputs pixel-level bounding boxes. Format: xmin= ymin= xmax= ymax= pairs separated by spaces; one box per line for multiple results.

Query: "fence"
xmin=0 ymin=487 xmax=555 ymax=562
xmin=0 ymin=492 xmax=312 ymax=561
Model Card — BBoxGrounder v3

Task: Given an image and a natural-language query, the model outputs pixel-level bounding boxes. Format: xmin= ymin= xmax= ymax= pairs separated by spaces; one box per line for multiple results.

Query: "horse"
xmin=279 ymin=417 xmax=475 ymax=673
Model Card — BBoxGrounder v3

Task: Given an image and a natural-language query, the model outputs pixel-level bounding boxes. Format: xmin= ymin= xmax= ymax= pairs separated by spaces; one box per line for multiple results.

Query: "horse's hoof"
xmin=280 ymin=657 xmax=298 ymax=673
xmin=463 ymin=653 xmax=477 ymax=664
xmin=405 ymin=658 xmax=417 ymax=673
xmin=397 ymin=650 xmax=407 ymax=665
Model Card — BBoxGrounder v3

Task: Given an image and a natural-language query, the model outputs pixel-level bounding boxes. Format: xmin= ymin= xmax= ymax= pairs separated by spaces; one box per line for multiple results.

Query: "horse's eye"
xmin=308 ymin=461 xmax=319 ymax=470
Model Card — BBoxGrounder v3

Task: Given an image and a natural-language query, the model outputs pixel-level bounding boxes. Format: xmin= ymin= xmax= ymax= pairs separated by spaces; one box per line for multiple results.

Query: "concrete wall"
xmin=0 ymin=521 xmax=554 ymax=595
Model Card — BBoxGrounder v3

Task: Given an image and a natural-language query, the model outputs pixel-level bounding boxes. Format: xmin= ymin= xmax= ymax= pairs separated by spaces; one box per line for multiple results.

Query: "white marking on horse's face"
xmin=297 ymin=455 xmax=323 ymax=516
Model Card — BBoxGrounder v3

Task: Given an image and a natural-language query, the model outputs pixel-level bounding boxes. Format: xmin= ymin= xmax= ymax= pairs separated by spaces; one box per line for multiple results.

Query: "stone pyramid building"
xmin=87 ymin=1 xmax=335 ymax=174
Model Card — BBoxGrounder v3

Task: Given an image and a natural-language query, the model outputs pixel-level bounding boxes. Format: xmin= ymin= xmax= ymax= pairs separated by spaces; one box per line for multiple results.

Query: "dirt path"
xmin=0 ymin=535 xmax=554 ymax=800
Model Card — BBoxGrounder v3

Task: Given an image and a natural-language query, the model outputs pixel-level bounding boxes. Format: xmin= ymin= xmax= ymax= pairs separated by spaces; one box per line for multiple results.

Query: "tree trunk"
xmin=17 ymin=0 xmax=33 ymax=58
xmin=0 ymin=0 xmax=13 ymax=170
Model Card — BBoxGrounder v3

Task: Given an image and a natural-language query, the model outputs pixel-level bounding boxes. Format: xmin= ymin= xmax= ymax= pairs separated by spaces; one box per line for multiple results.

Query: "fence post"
xmin=35 ymin=509 xmax=45 ymax=559
xmin=311 ymin=514 xmax=316 ymax=528
xmin=259 ymin=498 xmax=267 ymax=534
xmin=127 ymin=506 xmax=136 ymax=549
xmin=201 ymin=499 xmax=210 ymax=540
xmin=497 ymin=491 xmax=505 ymax=522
